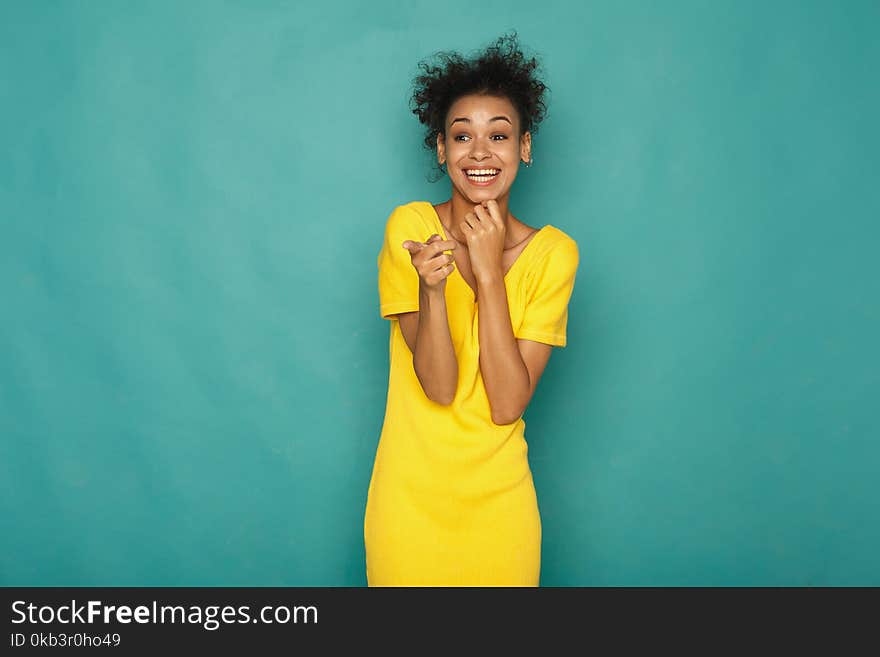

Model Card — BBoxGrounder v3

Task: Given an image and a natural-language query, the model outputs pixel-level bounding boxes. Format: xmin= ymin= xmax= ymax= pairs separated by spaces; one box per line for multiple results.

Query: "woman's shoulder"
xmin=533 ymin=224 xmax=580 ymax=264
xmin=385 ymin=200 xmax=436 ymax=232
xmin=388 ymin=199 xmax=433 ymax=216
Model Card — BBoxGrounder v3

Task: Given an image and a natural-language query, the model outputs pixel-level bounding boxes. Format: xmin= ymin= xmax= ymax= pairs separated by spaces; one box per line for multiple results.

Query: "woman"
xmin=364 ymin=32 xmax=580 ymax=586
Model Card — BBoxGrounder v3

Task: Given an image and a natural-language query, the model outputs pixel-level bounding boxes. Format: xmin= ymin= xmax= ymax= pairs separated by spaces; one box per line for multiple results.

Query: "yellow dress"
xmin=364 ymin=200 xmax=580 ymax=586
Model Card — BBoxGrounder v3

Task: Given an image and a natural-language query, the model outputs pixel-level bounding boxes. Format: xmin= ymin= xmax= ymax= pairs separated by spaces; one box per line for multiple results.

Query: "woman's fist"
xmin=460 ymin=200 xmax=505 ymax=282
xmin=402 ymin=234 xmax=457 ymax=291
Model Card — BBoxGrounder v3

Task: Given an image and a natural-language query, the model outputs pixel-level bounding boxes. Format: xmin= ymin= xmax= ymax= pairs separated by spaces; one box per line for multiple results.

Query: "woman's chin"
xmin=455 ymin=183 xmax=508 ymax=203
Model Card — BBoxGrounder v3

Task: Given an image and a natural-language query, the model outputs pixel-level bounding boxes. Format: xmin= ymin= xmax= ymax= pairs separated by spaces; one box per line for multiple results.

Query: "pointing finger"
xmin=428 ymin=239 xmax=457 ymax=253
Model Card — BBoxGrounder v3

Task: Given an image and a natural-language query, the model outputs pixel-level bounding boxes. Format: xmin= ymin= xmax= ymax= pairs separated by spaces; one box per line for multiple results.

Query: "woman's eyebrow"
xmin=450 ymin=116 xmax=512 ymax=126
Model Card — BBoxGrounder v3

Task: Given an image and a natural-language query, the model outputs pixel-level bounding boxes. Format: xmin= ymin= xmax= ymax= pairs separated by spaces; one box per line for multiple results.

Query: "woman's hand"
xmin=402 ymin=234 xmax=457 ymax=291
xmin=460 ymin=200 xmax=506 ymax=282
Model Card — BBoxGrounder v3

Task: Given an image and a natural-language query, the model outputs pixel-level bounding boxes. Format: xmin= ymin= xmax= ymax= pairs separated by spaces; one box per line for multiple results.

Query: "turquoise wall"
xmin=1 ymin=0 xmax=877 ymax=586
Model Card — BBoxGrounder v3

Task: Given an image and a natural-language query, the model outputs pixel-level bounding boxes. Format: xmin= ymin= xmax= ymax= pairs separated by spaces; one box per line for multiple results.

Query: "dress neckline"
xmin=421 ymin=201 xmax=548 ymax=298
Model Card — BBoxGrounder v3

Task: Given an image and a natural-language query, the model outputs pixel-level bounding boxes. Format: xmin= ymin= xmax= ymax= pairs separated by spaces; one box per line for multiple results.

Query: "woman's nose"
xmin=468 ymin=137 xmax=492 ymax=158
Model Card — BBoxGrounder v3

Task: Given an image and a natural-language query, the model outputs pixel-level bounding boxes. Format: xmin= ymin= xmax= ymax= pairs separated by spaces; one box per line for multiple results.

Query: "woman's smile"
xmin=463 ymin=167 xmax=501 ymax=186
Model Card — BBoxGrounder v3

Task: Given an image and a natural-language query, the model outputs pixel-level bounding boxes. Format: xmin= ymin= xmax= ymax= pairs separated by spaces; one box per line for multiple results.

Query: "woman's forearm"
xmin=413 ymin=284 xmax=459 ymax=405
xmin=475 ymin=274 xmax=530 ymax=424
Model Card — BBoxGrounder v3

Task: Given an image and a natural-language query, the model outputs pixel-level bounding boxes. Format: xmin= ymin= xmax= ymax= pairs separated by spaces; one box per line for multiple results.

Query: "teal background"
xmin=1 ymin=0 xmax=877 ymax=586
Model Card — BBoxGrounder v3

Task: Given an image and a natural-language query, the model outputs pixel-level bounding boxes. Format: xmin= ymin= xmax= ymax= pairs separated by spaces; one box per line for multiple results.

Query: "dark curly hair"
xmin=409 ymin=30 xmax=550 ymax=181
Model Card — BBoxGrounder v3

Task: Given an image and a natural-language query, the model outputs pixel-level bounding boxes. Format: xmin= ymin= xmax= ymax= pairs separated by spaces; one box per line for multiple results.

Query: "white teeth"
xmin=465 ymin=169 xmax=499 ymax=175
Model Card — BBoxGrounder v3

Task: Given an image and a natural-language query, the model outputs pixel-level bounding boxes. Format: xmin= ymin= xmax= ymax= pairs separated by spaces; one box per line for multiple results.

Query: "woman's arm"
xmin=459 ymin=200 xmax=556 ymax=424
xmin=396 ymin=283 xmax=458 ymax=405
xmin=475 ymin=275 xmax=553 ymax=424
xmin=395 ymin=235 xmax=459 ymax=405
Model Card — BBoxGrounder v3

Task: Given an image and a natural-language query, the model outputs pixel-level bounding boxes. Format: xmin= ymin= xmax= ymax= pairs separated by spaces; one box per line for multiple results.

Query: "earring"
xmin=439 ymin=161 xmax=447 ymax=175
xmin=524 ymin=156 xmax=533 ymax=168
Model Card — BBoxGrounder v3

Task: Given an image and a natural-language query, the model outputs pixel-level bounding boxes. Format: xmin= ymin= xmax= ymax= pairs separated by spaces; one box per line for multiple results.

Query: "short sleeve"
xmin=515 ymin=237 xmax=580 ymax=347
xmin=377 ymin=205 xmax=426 ymax=319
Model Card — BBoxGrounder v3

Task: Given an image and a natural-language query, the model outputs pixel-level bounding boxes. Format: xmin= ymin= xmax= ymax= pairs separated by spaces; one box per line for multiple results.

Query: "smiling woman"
xmin=363 ymin=31 xmax=580 ymax=587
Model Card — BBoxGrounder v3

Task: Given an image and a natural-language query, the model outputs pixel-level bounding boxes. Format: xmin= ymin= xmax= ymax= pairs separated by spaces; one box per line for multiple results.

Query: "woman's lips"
xmin=463 ymin=169 xmax=500 ymax=186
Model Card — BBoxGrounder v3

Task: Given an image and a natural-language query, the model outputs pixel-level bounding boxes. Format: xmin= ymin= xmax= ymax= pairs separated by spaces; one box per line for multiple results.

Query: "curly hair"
xmin=409 ymin=30 xmax=550 ymax=181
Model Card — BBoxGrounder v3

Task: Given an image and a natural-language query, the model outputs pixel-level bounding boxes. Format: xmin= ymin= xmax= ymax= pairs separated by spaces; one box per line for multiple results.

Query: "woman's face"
xmin=437 ymin=94 xmax=531 ymax=204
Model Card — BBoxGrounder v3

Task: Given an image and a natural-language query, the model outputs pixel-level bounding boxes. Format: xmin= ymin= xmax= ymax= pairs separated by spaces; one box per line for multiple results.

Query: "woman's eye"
xmin=454 ymin=135 xmax=507 ymax=142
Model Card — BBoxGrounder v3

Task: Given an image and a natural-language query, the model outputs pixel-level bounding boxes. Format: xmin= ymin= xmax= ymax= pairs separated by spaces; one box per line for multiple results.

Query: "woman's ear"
xmin=436 ymin=132 xmax=446 ymax=164
xmin=521 ymin=131 xmax=532 ymax=163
